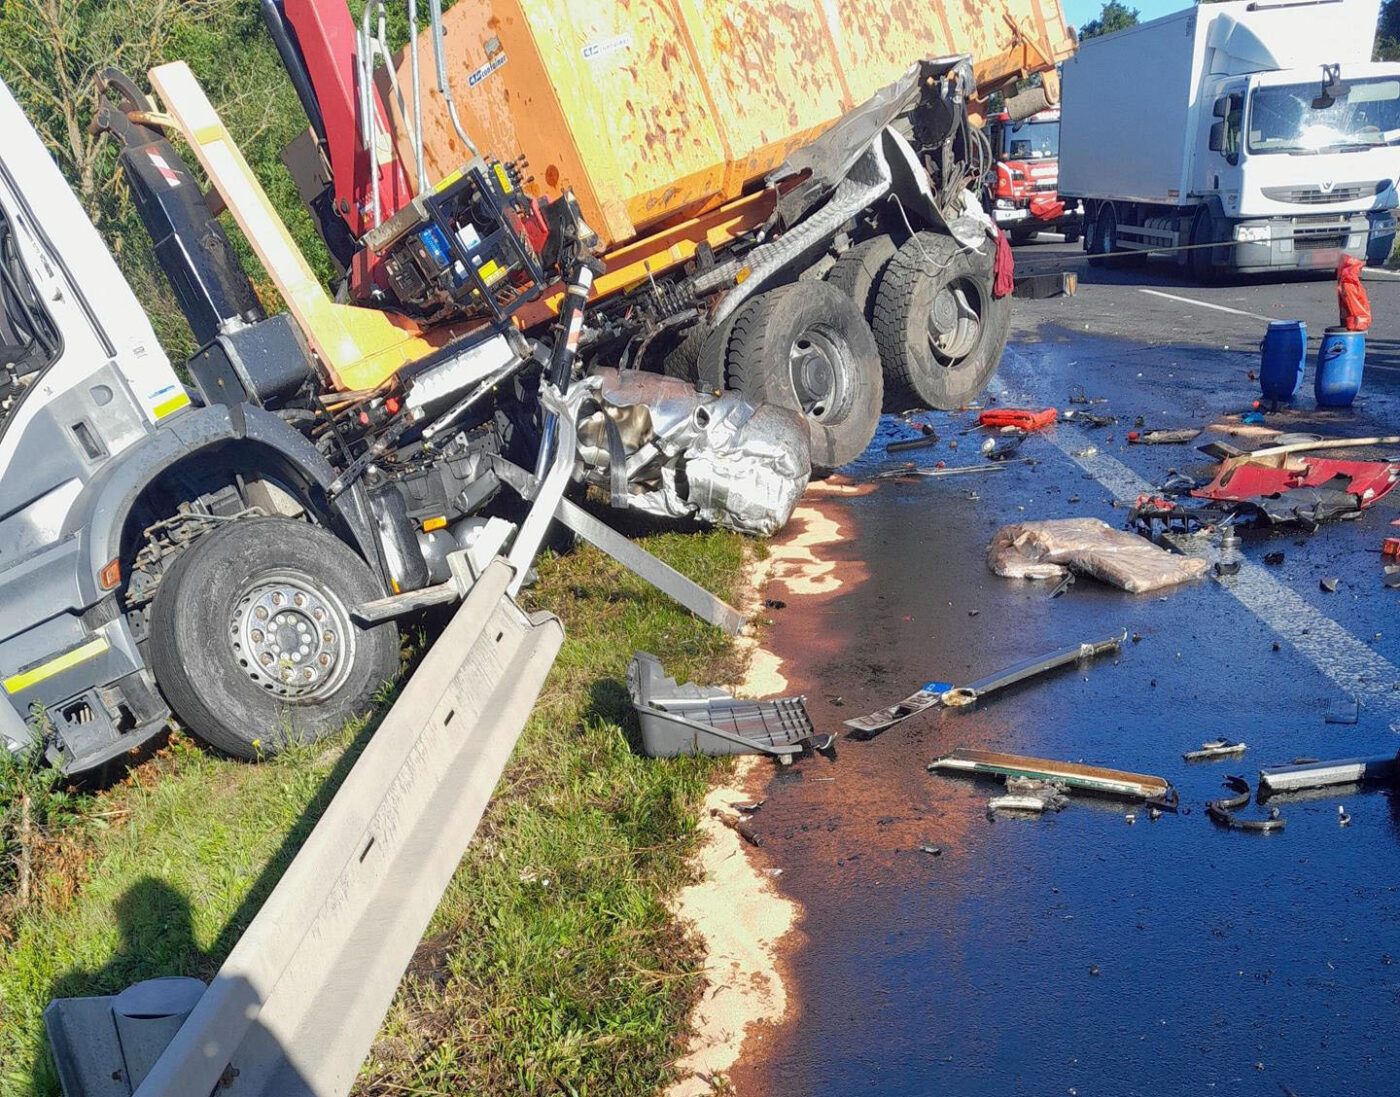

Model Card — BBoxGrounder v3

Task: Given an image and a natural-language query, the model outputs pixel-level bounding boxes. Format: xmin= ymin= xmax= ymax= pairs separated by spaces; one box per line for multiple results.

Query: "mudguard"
xmin=66 ymin=403 xmax=381 ymax=607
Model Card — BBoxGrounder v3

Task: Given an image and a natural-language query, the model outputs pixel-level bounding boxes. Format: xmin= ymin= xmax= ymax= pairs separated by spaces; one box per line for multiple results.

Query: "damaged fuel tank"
xmin=577 ymin=368 xmax=810 ymax=537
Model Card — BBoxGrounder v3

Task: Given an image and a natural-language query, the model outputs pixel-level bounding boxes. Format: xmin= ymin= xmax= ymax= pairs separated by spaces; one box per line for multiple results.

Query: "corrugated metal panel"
xmin=393 ymin=0 xmax=1074 ymax=250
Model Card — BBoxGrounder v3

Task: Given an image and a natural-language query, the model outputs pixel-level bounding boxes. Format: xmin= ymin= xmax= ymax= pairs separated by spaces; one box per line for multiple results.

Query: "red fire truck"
xmin=989 ymin=107 xmax=1082 ymax=244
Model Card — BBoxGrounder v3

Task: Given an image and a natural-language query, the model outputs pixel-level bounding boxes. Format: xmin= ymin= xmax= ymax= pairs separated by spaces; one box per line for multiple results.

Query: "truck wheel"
xmin=825 ymin=235 xmax=898 ymax=321
xmin=1089 ymin=204 xmax=1118 ymax=267
xmin=872 ymin=231 xmax=1011 ymax=411
xmin=1189 ymin=208 xmax=1219 ymax=284
xmin=1063 ymin=226 xmax=1082 ymax=245
xmin=725 ymin=282 xmax=882 ymax=473
xmin=149 ymin=517 xmax=399 ymax=759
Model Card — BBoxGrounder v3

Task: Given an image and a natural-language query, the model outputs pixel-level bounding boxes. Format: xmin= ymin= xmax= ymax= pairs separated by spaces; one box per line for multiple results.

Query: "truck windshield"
xmin=1 ymin=203 xmax=61 ymax=431
xmin=1248 ymin=77 xmax=1400 ymax=154
xmin=1002 ymin=119 xmax=1059 ymax=160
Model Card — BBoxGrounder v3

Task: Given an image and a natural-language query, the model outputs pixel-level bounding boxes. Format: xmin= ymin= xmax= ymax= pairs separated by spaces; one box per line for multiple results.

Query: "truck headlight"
xmin=1233 ymin=225 xmax=1271 ymax=243
xmin=995 ymin=199 xmax=1015 ymax=210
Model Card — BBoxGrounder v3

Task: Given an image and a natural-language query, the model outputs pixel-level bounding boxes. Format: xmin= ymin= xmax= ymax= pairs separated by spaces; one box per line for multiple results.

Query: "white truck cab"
xmin=1061 ymin=0 xmax=1399 ymax=276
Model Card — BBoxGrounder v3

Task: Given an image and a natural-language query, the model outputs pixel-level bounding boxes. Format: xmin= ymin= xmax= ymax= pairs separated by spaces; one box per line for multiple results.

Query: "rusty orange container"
xmin=394 ymin=0 xmax=1074 ymax=252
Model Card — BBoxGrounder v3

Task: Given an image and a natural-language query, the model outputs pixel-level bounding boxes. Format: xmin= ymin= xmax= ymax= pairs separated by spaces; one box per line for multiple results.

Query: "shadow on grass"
xmin=30 ymin=684 xmax=400 ymax=1094
xmin=587 ymin=674 xmax=644 ymax=756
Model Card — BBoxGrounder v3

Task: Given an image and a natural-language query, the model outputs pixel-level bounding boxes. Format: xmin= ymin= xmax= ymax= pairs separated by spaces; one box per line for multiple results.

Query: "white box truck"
xmin=1059 ymin=0 xmax=1400 ymax=277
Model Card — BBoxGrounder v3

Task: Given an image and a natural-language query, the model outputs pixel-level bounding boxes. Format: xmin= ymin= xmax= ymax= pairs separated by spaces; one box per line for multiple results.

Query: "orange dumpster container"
xmin=394 ymin=0 xmax=1074 ymax=253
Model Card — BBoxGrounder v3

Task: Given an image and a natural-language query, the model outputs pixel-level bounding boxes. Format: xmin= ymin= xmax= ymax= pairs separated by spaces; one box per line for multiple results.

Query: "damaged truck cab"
xmin=0 ymin=78 xmax=392 ymax=770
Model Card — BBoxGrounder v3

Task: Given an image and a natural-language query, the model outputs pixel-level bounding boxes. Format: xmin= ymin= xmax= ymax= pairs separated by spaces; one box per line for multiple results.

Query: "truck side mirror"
xmin=1208 ymin=121 xmax=1227 ymax=152
xmin=1213 ymin=96 xmax=1230 ymax=119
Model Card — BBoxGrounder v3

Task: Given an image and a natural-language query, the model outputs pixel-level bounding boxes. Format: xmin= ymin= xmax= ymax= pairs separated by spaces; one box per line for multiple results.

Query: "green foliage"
xmin=0 ymin=529 xmax=751 ymax=1096
xmin=0 ymin=0 xmax=335 ymax=360
xmin=1378 ymin=0 xmax=1400 ymax=61
xmin=1078 ymin=0 xmax=1140 ymax=40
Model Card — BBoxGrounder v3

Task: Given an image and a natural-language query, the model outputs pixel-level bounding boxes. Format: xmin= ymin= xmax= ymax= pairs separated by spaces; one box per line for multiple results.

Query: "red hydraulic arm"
xmin=282 ymin=0 xmax=412 ymax=239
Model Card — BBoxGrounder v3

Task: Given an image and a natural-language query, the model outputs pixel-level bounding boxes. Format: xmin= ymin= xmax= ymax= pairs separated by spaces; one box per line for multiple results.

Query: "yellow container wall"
xmin=393 ymin=0 xmax=1073 ymax=251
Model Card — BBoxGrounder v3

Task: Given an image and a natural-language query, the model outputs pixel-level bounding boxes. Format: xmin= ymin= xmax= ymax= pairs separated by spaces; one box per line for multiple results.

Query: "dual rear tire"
xmin=665 ymin=229 xmax=1009 ymax=471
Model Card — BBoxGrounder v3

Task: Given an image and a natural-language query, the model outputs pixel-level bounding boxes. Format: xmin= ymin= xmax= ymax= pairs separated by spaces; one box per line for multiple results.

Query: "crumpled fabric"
xmin=1337 ymin=254 xmax=1371 ymax=332
xmin=993 ymin=227 xmax=1014 ymax=298
xmin=988 ymin=517 xmax=1209 ymax=594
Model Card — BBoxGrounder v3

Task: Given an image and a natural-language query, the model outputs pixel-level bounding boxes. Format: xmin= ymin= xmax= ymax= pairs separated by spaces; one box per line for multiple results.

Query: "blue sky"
xmin=1061 ymin=0 xmax=1193 ymax=35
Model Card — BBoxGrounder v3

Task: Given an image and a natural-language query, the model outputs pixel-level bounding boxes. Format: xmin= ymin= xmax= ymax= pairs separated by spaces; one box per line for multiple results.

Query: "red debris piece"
xmin=1193 ymin=457 xmax=1400 ymax=506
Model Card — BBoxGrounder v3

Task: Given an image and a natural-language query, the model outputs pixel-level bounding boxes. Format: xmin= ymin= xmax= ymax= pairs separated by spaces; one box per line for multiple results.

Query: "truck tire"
xmin=825 ymin=235 xmax=898 ymax=321
xmin=1189 ymin=208 xmax=1219 ymax=284
xmin=1063 ymin=226 xmax=1082 ymax=245
xmin=872 ymin=231 xmax=1011 ymax=411
xmin=149 ymin=517 xmax=399 ymax=759
xmin=725 ymin=282 xmax=882 ymax=473
xmin=1089 ymin=204 xmax=1117 ymax=267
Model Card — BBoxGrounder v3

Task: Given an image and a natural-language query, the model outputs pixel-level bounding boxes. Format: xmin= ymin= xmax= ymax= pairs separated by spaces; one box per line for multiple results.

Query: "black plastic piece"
xmin=94 ymin=69 xmax=264 ymax=347
xmin=186 ymin=313 xmax=315 ymax=409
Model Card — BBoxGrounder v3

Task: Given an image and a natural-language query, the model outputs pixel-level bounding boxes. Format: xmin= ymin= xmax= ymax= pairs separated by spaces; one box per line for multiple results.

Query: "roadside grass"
xmin=0 ymin=528 xmax=750 ymax=1097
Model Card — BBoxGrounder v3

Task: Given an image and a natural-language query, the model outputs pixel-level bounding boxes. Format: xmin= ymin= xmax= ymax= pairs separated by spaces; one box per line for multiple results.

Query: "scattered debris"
xmin=988 ymin=517 xmax=1210 ymax=593
xmin=1385 ymin=565 xmax=1400 ymax=590
xmin=712 ymin=808 xmax=763 ymax=847
xmin=1065 ymin=410 xmax=1116 ymax=428
xmin=1248 ymin=434 xmax=1400 ymax=460
xmin=1067 ymin=385 xmax=1107 ymax=406
xmin=1324 ymin=699 xmax=1359 ymax=725
xmin=764 ymin=598 xmax=787 ymax=610
xmin=1338 ymin=806 xmax=1352 ymax=827
xmin=1264 ymin=551 xmax=1285 ymax=565
xmin=1128 ymin=428 xmax=1202 ymax=445
xmin=906 ymin=457 xmax=1037 ymax=478
xmin=919 ymin=844 xmax=943 ymax=856
xmin=988 ymin=776 xmax=1070 ymax=813
xmin=1206 ymin=776 xmax=1285 ymax=832
xmin=1183 ymin=739 xmax=1248 ymax=762
xmin=1215 ymin=528 xmax=1241 ymax=577
xmin=930 ymin=748 xmax=1178 ymax=807
xmin=1073 ymin=444 xmax=1100 ymax=458
xmin=845 ymin=633 xmax=1124 ymax=736
xmin=981 ymin=433 xmax=1026 ymax=461
xmin=1048 ymin=571 xmax=1076 ymax=598
xmin=730 ymin=800 xmax=765 ymax=814
xmin=1258 ymin=753 xmax=1399 ymax=794
xmin=1320 ymin=577 xmax=1339 ymax=593
xmin=628 ymin=651 xmax=826 ymax=761
xmin=886 ymin=424 xmax=939 ymax=452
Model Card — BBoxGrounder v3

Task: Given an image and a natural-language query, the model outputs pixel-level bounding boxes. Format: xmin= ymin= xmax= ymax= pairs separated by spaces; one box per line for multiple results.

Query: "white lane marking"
xmin=996 ymin=359 xmax=1400 ymax=723
xmin=1137 ymin=288 xmax=1273 ymax=322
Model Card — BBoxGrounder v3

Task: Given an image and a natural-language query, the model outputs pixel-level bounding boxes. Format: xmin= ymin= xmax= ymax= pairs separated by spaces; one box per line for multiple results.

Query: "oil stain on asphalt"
xmin=729 ymin=322 xmax=1400 ymax=1097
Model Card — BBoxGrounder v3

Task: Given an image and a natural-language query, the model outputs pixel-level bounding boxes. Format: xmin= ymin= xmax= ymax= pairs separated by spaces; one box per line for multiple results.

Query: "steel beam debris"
xmin=129 ymin=561 xmax=562 ymax=1097
xmin=929 ymin=748 xmax=1177 ymax=806
xmin=1258 ymin=754 xmax=1400 ymax=795
xmin=846 ymin=632 xmax=1124 ymax=736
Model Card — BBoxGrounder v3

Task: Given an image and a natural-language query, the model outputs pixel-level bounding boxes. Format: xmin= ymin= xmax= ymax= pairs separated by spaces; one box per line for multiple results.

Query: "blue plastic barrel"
xmin=1259 ymin=320 xmax=1306 ymax=402
xmin=1315 ymin=327 xmax=1366 ymax=407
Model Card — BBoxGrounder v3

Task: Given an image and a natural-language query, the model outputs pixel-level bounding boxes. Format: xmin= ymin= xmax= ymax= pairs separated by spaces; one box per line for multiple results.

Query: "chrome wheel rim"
xmin=228 ymin=570 xmax=355 ymax=700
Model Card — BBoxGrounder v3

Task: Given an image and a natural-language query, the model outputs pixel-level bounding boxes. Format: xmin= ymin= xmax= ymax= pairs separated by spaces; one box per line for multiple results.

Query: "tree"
xmin=1378 ymin=0 xmax=1400 ymax=61
xmin=1079 ymin=0 xmax=1140 ymax=40
xmin=0 ymin=0 xmax=334 ymax=357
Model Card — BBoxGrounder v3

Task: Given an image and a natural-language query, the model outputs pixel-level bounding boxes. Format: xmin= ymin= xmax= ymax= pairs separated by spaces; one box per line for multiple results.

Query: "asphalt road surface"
xmin=730 ymin=245 xmax=1400 ymax=1097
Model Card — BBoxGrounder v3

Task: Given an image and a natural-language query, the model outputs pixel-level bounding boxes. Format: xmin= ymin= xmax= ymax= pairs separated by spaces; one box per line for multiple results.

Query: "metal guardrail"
xmin=122 ymin=559 xmax=561 ymax=1097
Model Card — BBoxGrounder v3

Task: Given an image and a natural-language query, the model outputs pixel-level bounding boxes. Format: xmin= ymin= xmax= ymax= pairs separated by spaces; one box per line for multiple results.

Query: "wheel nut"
xmin=255 ymin=606 xmax=268 ymax=620
xmin=272 ymin=592 xmax=284 ymax=606
xmin=294 ymin=593 xmax=305 ymax=606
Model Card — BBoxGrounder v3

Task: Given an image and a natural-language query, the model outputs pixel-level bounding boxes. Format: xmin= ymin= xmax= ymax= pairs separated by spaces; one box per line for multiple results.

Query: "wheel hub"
xmin=788 ymin=328 xmax=847 ymax=420
xmin=926 ymin=280 xmax=984 ymax=363
xmin=230 ymin=574 xmax=352 ymax=699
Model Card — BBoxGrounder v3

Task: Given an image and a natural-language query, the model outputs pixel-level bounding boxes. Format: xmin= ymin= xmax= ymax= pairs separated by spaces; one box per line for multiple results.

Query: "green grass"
xmin=0 ymin=528 xmax=750 ymax=1097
